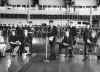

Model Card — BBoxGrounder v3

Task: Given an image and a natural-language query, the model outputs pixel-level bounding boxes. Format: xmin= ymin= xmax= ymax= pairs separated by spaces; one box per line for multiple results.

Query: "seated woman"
xmin=89 ymin=29 xmax=97 ymax=53
xmin=95 ymin=31 xmax=100 ymax=61
xmin=23 ymin=29 xmax=32 ymax=55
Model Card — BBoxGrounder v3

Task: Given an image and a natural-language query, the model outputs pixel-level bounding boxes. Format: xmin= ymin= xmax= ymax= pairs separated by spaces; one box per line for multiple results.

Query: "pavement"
xmin=0 ymin=54 xmax=100 ymax=72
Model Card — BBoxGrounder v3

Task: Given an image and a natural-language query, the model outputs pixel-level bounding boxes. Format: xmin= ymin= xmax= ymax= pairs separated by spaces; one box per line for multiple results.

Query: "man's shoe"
xmin=82 ymin=56 xmax=88 ymax=61
xmin=49 ymin=56 xmax=56 ymax=60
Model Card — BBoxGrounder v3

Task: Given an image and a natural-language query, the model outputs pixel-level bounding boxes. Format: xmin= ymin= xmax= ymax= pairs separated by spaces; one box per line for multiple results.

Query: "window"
xmin=17 ymin=5 xmax=20 ymax=7
xmin=78 ymin=22 xmax=81 ymax=24
xmin=83 ymin=22 xmax=90 ymax=25
xmin=22 ymin=5 xmax=26 ymax=7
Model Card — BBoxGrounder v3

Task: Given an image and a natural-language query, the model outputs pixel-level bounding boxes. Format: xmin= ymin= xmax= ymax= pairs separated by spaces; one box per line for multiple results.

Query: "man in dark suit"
xmin=48 ymin=20 xmax=58 ymax=60
xmin=83 ymin=28 xmax=90 ymax=61
xmin=16 ymin=27 xmax=24 ymax=56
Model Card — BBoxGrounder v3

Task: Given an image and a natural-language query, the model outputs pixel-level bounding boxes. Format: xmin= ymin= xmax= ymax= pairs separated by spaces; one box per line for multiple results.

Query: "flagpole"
xmin=90 ymin=6 xmax=93 ymax=29
xmin=27 ymin=0 xmax=31 ymax=25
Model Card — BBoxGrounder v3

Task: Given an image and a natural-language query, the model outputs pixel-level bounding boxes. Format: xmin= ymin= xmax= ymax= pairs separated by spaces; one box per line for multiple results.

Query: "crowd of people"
xmin=0 ymin=21 xmax=100 ymax=62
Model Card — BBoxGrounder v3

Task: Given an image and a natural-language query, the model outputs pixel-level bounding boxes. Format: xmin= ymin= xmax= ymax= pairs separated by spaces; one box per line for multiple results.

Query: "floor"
xmin=19 ymin=55 xmax=100 ymax=72
xmin=0 ymin=54 xmax=100 ymax=72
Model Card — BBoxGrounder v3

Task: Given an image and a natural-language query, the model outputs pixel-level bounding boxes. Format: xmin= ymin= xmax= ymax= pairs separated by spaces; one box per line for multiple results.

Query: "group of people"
xmin=47 ymin=22 xmax=77 ymax=60
xmin=0 ymin=22 xmax=100 ymax=63
xmin=46 ymin=23 xmax=100 ymax=62
xmin=0 ymin=25 xmax=32 ymax=57
xmin=57 ymin=26 xmax=100 ymax=62
xmin=7 ymin=26 xmax=32 ymax=56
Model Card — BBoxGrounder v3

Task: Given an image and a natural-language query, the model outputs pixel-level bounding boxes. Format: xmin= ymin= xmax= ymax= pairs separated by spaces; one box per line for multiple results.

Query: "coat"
xmin=96 ymin=37 xmax=100 ymax=56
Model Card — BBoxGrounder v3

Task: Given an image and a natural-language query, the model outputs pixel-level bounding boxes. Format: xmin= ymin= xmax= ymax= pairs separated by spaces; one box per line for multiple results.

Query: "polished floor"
xmin=0 ymin=54 xmax=100 ymax=72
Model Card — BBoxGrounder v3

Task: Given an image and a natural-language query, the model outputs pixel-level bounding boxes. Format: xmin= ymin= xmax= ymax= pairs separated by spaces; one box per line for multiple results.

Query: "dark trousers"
xmin=18 ymin=45 xmax=23 ymax=56
xmin=59 ymin=43 xmax=73 ymax=57
xmin=84 ymin=43 xmax=87 ymax=57
xmin=68 ymin=47 xmax=73 ymax=57
xmin=97 ymin=56 xmax=100 ymax=60
xmin=84 ymin=43 xmax=91 ymax=58
xmin=49 ymin=42 xmax=56 ymax=59
xmin=59 ymin=44 xmax=68 ymax=54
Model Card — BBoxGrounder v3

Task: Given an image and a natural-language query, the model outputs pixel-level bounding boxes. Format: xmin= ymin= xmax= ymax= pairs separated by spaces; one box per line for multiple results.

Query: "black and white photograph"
xmin=0 ymin=0 xmax=100 ymax=72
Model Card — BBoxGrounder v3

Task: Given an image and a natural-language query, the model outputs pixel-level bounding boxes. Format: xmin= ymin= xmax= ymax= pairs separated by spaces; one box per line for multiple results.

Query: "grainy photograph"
xmin=0 ymin=0 xmax=100 ymax=72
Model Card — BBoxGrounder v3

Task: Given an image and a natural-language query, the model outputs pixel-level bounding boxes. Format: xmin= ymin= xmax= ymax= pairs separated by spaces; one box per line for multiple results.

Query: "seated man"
xmin=89 ymin=29 xmax=97 ymax=53
xmin=82 ymin=28 xmax=97 ymax=61
xmin=8 ymin=30 xmax=21 ymax=56
xmin=59 ymin=28 xmax=74 ymax=57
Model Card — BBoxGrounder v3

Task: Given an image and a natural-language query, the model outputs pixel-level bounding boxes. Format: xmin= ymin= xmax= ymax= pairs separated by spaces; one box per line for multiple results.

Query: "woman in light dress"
xmin=96 ymin=31 xmax=100 ymax=61
xmin=0 ymin=30 xmax=6 ymax=56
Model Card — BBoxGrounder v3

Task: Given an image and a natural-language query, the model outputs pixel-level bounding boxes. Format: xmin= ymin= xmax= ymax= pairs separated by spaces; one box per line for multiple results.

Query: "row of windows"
xmin=1 ymin=14 xmax=27 ymax=18
xmin=1 ymin=14 xmax=100 ymax=20
xmin=0 ymin=14 xmax=90 ymax=19
xmin=78 ymin=21 xmax=90 ymax=25
xmin=0 ymin=5 xmax=67 ymax=8
xmin=7 ymin=5 xmax=36 ymax=7
xmin=0 ymin=4 xmax=99 ymax=8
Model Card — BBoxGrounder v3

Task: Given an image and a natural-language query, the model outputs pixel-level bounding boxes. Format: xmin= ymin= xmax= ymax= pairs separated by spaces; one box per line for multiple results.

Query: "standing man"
xmin=16 ymin=27 xmax=24 ymax=56
xmin=83 ymin=28 xmax=90 ymax=61
xmin=48 ymin=20 xmax=58 ymax=60
xmin=69 ymin=27 xmax=77 ymax=57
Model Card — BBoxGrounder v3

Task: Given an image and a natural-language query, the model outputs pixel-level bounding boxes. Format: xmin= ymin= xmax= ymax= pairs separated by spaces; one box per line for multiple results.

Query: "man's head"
xmin=49 ymin=20 xmax=54 ymax=28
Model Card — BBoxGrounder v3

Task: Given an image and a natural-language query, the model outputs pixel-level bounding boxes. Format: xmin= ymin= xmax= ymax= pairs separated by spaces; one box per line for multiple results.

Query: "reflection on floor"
xmin=0 ymin=53 xmax=36 ymax=72
xmin=0 ymin=54 xmax=100 ymax=72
